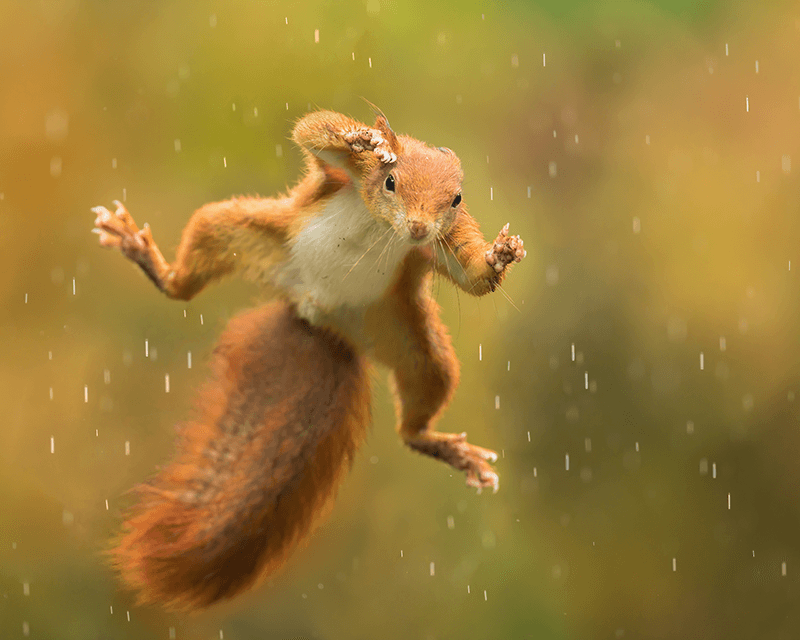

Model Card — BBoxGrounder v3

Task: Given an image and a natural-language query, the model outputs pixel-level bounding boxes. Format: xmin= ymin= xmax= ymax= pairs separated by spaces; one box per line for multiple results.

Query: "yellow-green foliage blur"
xmin=1 ymin=1 xmax=800 ymax=638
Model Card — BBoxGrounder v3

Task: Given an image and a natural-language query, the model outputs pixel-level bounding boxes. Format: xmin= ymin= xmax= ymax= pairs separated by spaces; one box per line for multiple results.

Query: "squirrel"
xmin=92 ymin=109 xmax=525 ymax=611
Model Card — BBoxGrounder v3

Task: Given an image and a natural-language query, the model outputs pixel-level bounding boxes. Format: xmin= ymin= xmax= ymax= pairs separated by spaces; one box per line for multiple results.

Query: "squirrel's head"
xmin=361 ymin=118 xmax=464 ymax=247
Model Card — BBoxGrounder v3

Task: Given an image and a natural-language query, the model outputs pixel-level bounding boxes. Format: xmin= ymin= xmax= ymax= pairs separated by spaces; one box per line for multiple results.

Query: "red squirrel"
xmin=92 ymin=109 xmax=525 ymax=611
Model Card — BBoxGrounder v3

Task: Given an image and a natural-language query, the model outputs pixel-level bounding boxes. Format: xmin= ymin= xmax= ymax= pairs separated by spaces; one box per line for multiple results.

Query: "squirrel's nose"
xmin=408 ymin=220 xmax=430 ymax=241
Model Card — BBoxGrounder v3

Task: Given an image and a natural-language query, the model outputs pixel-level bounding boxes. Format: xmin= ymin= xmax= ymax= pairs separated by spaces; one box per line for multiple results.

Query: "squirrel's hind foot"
xmin=407 ymin=431 xmax=499 ymax=494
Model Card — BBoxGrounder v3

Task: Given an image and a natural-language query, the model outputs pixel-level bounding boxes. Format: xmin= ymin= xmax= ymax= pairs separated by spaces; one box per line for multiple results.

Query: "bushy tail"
xmin=110 ymin=301 xmax=371 ymax=611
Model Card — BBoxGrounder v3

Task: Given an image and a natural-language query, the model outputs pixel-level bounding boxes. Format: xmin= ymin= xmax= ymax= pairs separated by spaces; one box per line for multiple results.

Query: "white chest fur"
xmin=281 ymin=188 xmax=409 ymax=312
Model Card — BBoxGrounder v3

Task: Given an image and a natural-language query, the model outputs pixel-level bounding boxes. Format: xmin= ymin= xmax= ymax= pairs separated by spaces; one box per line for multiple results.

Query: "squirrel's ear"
xmin=374 ymin=114 xmax=400 ymax=155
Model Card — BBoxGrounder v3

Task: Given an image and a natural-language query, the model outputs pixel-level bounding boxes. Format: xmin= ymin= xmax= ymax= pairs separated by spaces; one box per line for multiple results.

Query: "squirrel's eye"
xmin=451 ymin=193 xmax=462 ymax=207
xmin=385 ymin=174 xmax=395 ymax=192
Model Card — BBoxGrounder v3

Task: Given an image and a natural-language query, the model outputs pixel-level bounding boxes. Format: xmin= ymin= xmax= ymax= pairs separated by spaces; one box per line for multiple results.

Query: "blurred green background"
xmin=2 ymin=0 xmax=800 ymax=638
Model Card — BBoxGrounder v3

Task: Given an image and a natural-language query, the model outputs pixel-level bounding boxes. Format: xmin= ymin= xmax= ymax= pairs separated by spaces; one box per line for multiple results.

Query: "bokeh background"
xmin=2 ymin=0 xmax=800 ymax=638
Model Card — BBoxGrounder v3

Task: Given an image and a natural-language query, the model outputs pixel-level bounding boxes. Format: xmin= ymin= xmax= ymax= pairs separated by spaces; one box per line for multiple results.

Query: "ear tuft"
xmin=374 ymin=114 xmax=400 ymax=155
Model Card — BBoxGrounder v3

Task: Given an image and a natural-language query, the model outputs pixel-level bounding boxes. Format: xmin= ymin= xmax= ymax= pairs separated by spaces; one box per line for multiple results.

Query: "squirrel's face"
xmin=362 ymin=137 xmax=465 ymax=246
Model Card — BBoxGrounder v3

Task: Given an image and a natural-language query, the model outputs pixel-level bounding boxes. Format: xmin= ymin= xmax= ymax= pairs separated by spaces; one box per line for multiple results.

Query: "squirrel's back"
xmin=110 ymin=301 xmax=371 ymax=611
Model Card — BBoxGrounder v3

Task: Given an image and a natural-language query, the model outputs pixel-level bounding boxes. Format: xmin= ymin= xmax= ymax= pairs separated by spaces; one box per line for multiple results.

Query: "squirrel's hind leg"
xmin=374 ymin=289 xmax=500 ymax=493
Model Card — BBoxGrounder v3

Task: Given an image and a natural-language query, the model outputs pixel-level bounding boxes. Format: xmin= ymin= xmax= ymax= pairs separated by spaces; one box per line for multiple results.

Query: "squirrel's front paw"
xmin=91 ymin=201 xmax=154 ymax=262
xmin=485 ymin=223 xmax=526 ymax=274
xmin=343 ymin=128 xmax=397 ymax=164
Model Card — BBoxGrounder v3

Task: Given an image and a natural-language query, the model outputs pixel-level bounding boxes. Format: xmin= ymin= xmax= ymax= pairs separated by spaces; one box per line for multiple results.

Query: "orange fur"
xmin=93 ymin=109 xmax=524 ymax=611
xmin=110 ymin=302 xmax=370 ymax=611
